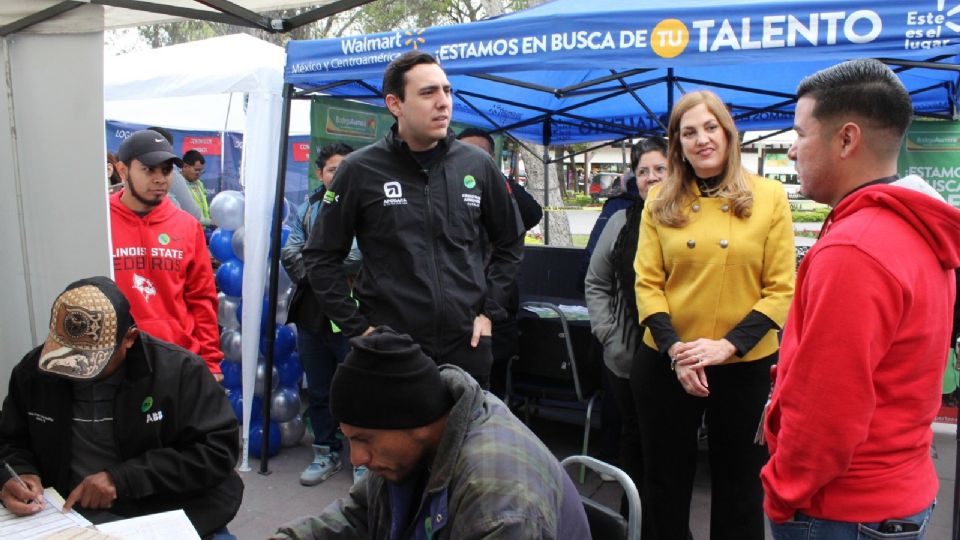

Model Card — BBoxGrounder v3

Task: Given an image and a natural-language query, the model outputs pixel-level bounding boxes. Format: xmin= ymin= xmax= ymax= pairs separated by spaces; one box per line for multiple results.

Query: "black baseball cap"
xmin=117 ymin=130 xmax=184 ymax=167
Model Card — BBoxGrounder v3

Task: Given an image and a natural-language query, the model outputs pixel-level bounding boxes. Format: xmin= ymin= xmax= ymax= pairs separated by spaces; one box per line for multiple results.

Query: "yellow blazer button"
xmin=719 ymin=239 xmax=729 ymax=248
xmin=721 ymin=204 xmax=730 ymax=212
xmin=691 ymin=204 xmax=701 ymax=212
xmin=687 ymin=239 xmax=696 ymax=248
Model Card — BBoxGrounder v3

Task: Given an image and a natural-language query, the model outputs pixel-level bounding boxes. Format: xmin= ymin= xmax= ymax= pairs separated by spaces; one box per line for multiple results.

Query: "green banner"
xmin=898 ymin=120 xmax=960 ymax=207
xmin=308 ymin=97 xmax=501 ymax=191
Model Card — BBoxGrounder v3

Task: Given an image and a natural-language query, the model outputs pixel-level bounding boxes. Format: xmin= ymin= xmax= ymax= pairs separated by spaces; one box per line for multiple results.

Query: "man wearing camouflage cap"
xmin=0 ymin=276 xmax=243 ymax=538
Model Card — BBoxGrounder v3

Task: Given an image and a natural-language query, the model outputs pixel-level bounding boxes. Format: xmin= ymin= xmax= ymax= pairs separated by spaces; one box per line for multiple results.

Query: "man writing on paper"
xmin=0 ymin=276 xmax=242 ymax=538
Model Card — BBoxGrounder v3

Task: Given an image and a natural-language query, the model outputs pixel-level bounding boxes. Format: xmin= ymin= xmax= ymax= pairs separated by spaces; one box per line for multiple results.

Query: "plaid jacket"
xmin=272 ymin=366 xmax=590 ymax=540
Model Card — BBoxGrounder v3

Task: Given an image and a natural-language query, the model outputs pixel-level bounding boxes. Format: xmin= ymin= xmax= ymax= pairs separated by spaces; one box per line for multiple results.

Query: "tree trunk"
xmin=521 ymin=145 xmax=571 ymax=246
xmin=556 ymin=147 xmax=569 ymax=200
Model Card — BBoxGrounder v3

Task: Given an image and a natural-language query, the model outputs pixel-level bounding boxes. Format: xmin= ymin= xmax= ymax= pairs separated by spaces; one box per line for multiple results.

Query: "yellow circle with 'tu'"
xmin=651 ymin=19 xmax=689 ymax=59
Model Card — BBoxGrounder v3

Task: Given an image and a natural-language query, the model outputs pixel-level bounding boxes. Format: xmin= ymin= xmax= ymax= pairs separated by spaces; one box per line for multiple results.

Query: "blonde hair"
xmin=651 ymin=90 xmax=753 ymax=227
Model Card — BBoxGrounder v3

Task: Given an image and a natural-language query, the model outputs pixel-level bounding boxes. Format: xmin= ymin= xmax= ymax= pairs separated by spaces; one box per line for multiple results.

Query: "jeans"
xmin=769 ymin=502 xmax=935 ymax=540
xmin=298 ymin=327 xmax=350 ymax=449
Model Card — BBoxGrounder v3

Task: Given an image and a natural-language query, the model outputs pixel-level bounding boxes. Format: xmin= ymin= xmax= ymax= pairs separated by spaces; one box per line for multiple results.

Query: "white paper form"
xmin=95 ymin=510 xmax=200 ymax=540
xmin=0 ymin=487 xmax=92 ymax=539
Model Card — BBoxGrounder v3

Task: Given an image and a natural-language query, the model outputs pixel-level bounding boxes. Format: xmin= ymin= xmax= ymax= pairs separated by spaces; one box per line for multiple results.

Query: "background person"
xmin=456 ymin=127 xmax=543 ymax=397
xmin=0 ymin=276 xmax=242 ymax=539
xmin=181 ymin=149 xmax=211 ymax=226
xmin=270 ymin=327 xmax=589 ymax=540
xmin=281 ymin=142 xmax=358 ymax=487
xmin=584 ymin=136 xmax=667 ymax=525
xmin=761 ymin=58 xmax=960 ymax=537
xmin=633 ymin=90 xmax=795 ymax=540
xmin=111 ymin=129 xmax=223 ymax=380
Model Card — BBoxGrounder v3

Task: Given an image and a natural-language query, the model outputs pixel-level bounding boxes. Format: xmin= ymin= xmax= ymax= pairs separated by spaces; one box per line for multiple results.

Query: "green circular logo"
xmin=158 ymin=233 xmax=170 ymax=245
xmin=141 ymin=396 xmax=154 ymax=413
xmin=463 ymin=175 xmax=476 ymax=189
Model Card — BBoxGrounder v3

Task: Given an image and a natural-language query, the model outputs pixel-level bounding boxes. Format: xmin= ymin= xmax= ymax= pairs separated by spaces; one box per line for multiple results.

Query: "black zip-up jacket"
xmin=303 ymin=127 xmax=524 ymax=357
xmin=0 ymin=334 xmax=243 ymax=537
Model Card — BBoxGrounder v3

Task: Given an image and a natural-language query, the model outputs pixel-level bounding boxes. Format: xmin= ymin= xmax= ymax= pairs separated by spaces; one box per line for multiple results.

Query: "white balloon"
xmin=231 ymin=226 xmax=245 ymax=261
xmin=209 ymin=190 xmax=245 ymax=231
xmin=218 ymin=294 xmax=241 ymax=331
xmin=278 ymin=416 xmax=306 ymax=447
xmin=270 ymin=386 xmax=301 ymax=423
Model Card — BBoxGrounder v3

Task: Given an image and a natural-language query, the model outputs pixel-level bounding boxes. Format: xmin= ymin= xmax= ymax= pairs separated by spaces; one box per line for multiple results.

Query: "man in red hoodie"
xmin=110 ymin=130 xmax=223 ymax=381
xmin=761 ymin=59 xmax=960 ymax=537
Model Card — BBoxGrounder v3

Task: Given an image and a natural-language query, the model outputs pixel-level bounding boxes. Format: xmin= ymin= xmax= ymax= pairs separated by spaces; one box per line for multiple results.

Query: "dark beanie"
xmin=330 ymin=326 xmax=453 ymax=429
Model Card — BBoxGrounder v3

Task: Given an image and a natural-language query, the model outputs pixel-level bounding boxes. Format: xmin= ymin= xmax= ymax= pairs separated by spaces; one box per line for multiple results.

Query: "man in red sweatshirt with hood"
xmin=761 ymin=59 xmax=960 ymax=537
xmin=110 ymin=130 xmax=223 ymax=381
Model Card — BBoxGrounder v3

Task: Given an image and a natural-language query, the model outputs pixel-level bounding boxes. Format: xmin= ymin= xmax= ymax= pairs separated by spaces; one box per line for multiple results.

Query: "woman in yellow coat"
xmin=632 ymin=90 xmax=795 ymax=540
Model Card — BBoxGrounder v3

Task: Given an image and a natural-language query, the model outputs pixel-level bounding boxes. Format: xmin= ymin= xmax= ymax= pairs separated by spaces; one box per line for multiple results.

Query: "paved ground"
xmin=229 ymin=413 xmax=957 ymax=539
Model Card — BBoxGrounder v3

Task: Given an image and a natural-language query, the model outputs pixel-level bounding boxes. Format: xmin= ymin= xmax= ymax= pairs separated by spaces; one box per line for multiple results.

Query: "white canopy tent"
xmin=105 ymin=32 xmax=294 ymax=470
xmin=2 ymin=4 xmax=361 ymax=471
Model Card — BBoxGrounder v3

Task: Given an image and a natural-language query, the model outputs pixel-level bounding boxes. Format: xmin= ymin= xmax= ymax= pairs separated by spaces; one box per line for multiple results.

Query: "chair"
xmin=561 ymin=455 xmax=641 ymax=540
xmin=506 ymin=301 xmax=600 ymax=482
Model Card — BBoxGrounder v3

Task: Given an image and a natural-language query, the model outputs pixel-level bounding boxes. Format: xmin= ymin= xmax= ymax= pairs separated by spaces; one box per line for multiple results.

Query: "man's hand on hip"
xmin=471 ymin=314 xmax=492 ymax=347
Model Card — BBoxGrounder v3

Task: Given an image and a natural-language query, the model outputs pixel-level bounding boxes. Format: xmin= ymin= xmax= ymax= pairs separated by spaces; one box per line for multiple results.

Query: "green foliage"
xmin=563 ymin=195 xmax=594 ymax=207
xmin=791 ymin=208 xmax=830 ymax=222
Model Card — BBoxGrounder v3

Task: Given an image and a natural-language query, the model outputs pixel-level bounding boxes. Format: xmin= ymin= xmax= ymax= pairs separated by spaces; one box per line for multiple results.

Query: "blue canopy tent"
xmin=262 ymin=1 xmax=960 ymax=505
xmin=278 ymin=0 xmax=960 ymax=238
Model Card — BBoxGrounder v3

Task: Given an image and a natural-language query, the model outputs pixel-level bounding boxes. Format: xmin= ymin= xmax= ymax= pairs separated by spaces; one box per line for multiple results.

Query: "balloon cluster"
xmin=211 ymin=191 xmax=302 ymax=458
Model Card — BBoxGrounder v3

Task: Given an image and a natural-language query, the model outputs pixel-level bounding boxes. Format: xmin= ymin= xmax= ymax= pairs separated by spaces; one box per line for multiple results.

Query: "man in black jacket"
xmin=0 ymin=276 xmax=242 ymax=538
xmin=303 ymin=51 xmax=524 ymax=388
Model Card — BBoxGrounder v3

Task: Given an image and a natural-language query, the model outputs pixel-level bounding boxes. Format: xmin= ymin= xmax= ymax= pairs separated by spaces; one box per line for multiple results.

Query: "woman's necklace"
xmin=696 ymin=176 xmax=722 ymax=197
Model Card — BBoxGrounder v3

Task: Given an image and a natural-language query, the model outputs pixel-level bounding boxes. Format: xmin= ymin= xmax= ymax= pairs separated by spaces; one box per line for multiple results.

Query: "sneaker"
xmin=300 ymin=445 xmax=342 ymax=486
xmin=353 ymin=465 xmax=367 ymax=485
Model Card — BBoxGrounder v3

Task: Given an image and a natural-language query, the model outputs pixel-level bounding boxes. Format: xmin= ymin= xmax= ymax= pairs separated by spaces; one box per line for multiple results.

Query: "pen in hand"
xmin=3 ymin=461 xmax=36 ymax=506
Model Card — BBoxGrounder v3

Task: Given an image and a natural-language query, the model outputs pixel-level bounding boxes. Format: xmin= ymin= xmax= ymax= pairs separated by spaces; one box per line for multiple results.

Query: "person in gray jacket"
xmin=270 ymin=327 xmax=590 ymax=540
xmin=584 ymin=137 xmax=668 ymax=525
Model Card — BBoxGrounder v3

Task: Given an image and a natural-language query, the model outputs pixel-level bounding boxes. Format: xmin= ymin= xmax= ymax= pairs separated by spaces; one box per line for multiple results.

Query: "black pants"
xmin=631 ymin=343 xmax=772 ymax=540
xmin=606 ymin=366 xmax=645 ymax=522
xmin=433 ymin=335 xmax=493 ymax=389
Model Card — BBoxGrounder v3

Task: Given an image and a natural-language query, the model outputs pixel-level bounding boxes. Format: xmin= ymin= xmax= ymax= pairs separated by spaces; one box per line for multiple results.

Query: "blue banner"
xmin=106 ymin=122 xmax=311 ymax=206
xmin=284 ymin=0 xmax=960 ymax=144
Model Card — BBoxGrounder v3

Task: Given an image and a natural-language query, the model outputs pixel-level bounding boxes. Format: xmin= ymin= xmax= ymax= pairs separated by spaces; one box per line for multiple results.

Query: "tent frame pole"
xmin=260 ymin=83 xmax=294 ymax=474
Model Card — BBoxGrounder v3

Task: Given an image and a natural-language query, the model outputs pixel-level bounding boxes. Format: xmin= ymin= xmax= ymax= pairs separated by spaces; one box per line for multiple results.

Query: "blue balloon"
xmin=260 ymin=324 xmax=296 ymax=363
xmin=209 ymin=228 xmax=235 ymax=262
xmin=228 ymin=393 xmax=262 ymax=425
xmin=267 ymin=225 xmax=293 ymax=259
xmin=221 ymin=361 xmax=242 ymax=389
xmin=249 ymin=420 xmax=282 ymax=457
xmin=216 ymin=258 xmax=244 ymax=297
xmin=277 ymin=352 xmax=303 ymax=387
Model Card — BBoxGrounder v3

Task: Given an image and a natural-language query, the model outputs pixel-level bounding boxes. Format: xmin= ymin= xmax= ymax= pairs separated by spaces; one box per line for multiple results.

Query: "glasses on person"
xmin=637 ymin=165 xmax=667 ymax=178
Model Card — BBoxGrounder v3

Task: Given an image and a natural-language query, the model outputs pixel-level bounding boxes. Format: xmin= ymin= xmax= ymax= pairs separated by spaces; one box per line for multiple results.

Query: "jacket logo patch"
xmin=463 ymin=175 xmax=476 ymax=189
xmin=384 ymin=181 xmax=402 ymax=198
xmin=145 ymin=410 xmax=164 ymax=423
xmin=461 ymin=193 xmax=481 ymax=208
xmin=132 ymin=274 xmax=156 ymax=302
xmin=27 ymin=411 xmax=54 ymax=424
xmin=141 ymin=396 xmax=154 ymax=412
xmin=383 ymin=181 xmax=408 ymax=207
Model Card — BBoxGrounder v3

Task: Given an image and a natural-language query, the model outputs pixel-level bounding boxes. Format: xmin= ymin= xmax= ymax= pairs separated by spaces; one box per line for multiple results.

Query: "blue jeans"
xmin=769 ymin=502 xmax=935 ymax=540
xmin=298 ymin=327 xmax=350 ymax=449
